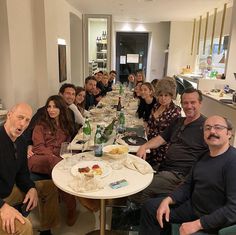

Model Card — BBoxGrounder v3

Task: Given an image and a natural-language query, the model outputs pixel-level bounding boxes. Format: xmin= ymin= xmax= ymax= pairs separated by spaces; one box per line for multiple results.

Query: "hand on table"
xmin=136 ymin=144 xmax=147 ymax=160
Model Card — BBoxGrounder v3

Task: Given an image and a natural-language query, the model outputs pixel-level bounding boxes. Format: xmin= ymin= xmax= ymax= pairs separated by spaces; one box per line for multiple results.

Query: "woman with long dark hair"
xmin=75 ymin=86 xmax=86 ymax=114
xmin=28 ymin=95 xmax=77 ymax=226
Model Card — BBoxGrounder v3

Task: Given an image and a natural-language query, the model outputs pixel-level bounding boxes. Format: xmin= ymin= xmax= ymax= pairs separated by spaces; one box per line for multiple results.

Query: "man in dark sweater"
xmin=84 ymin=75 xmax=97 ymax=110
xmin=139 ymin=115 xmax=236 ymax=234
xmin=0 ymin=103 xmax=59 ymax=235
xmin=135 ymin=88 xmax=208 ymax=202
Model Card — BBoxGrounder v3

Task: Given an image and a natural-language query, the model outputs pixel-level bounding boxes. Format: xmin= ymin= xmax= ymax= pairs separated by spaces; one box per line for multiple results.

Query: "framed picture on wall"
xmin=58 ymin=44 xmax=67 ymax=82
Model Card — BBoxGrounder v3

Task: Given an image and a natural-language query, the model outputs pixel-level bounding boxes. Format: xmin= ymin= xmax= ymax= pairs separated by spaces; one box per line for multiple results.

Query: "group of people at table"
xmin=0 ymin=68 xmax=236 ymax=235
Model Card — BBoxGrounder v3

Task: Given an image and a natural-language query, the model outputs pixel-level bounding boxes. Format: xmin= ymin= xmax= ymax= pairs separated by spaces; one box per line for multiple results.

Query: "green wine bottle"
xmin=104 ymin=118 xmax=116 ymax=136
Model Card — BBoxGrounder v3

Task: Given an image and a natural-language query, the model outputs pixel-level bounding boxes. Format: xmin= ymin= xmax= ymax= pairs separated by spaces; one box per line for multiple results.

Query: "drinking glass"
xmin=60 ymin=142 xmax=72 ymax=169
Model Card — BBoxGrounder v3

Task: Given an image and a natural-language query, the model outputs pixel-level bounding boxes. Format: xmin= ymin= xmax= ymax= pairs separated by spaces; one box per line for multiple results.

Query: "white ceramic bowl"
xmin=103 ymin=145 xmax=129 ymax=159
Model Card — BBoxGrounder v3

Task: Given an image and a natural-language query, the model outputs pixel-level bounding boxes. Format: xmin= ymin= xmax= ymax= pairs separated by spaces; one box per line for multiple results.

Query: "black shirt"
xmin=85 ymin=92 xmax=96 ymax=110
xmin=0 ymin=126 xmax=35 ymax=208
xmin=160 ymin=115 xmax=208 ymax=175
xmin=171 ymin=146 xmax=236 ymax=230
xmin=137 ymin=97 xmax=157 ymax=122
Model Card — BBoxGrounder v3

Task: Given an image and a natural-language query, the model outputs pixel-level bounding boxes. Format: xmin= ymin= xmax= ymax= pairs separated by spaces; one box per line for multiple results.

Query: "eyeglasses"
xmin=203 ymin=124 xmax=228 ymax=132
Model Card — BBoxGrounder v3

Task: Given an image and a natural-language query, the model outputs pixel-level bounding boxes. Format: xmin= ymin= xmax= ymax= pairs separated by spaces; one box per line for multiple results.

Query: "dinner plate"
xmin=71 ymin=161 xmax=112 ymax=178
xmin=122 ymin=136 xmax=147 ymax=146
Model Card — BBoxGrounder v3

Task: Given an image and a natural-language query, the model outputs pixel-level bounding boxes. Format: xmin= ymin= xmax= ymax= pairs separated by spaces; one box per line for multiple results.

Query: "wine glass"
xmin=60 ymin=142 xmax=72 ymax=169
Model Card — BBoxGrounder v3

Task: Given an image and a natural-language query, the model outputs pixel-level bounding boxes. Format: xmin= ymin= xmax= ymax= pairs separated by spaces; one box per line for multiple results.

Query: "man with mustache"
xmin=135 ymin=88 xmax=208 ymax=203
xmin=139 ymin=115 xmax=236 ymax=234
xmin=0 ymin=103 xmax=59 ymax=235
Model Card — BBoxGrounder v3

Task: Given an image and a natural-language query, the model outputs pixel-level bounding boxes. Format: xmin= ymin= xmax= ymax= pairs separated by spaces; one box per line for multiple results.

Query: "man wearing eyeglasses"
xmin=0 ymin=103 xmax=59 ymax=235
xmin=135 ymin=88 xmax=208 ymax=203
xmin=139 ymin=115 xmax=236 ymax=234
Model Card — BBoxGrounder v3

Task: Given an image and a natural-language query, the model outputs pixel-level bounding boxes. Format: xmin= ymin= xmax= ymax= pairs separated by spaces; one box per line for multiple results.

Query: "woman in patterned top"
xmin=146 ymin=77 xmax=181 ymax=169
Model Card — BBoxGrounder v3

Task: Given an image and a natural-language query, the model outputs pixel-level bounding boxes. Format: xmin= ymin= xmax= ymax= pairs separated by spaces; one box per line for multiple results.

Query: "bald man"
xmin=0 ymin=103 xmax=59 ymax=235
xmin=140 ymin=115 xmax=236 ymax=235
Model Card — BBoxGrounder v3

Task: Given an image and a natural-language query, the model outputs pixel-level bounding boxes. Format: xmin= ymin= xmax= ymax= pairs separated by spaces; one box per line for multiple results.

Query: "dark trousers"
xmin=139 ymin=197 xmax=216 ymax=235
xmin=131 ymin=171 xmax=185 ymax=204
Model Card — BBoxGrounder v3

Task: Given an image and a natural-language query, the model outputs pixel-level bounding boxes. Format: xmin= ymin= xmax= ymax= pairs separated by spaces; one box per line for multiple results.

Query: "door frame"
xmin=82 ymin=14 xmax=112 ymax=79
xmin=115 ymin=32 xmax=149 ymax=82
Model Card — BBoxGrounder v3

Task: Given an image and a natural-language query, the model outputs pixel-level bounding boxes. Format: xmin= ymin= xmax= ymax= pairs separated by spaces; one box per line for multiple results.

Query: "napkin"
xmin=115 ymin=137 xmax=128 ymax=146
xmin=82 ymin=138 xmax=94 ymax=151
xmin=69 ymin=173 xmax=103 ymax=193
xmin=123 ymin=158 xmax=154 ymax=175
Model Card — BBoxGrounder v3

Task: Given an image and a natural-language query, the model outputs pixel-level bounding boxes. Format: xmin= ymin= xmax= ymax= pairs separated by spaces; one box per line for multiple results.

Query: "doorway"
xmin=116 ymin=32 xmax=148 ymax=83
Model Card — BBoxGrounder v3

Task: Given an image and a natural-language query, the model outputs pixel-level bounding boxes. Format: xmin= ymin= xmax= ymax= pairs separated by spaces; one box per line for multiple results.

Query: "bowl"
xmin=103 ymin=145 xmax=129 ymax=159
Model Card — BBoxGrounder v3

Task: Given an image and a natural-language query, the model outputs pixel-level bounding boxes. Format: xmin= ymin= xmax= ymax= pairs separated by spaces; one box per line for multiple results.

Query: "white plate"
xmin=71 ymin=161 xmax=112 ymax=178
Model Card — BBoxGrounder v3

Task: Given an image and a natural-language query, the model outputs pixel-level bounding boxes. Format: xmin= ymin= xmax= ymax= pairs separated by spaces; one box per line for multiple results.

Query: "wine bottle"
xmin=118 ymin=111 xmax=126 ymax=134
xmin=117 ymin=97 xmax=122 ymax=112
xmin=104 ymin=118 xmax=116 ymax=136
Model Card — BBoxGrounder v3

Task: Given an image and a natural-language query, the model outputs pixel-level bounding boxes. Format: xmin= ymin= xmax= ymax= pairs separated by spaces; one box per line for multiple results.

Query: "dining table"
xmin=52 ymin=151 xmax=154 ymax=235
xmin=70 ymin=89 xmax=147 ymax=153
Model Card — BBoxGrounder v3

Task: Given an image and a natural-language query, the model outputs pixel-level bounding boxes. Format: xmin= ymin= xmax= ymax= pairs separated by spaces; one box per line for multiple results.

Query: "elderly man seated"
xmin=0 ymin=103 xmax=59 ymax=235
xmin=139 ymin=115 xmax=236 ymax=235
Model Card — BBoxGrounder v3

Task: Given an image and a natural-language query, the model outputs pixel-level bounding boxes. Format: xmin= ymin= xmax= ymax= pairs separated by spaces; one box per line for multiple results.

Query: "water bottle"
xmin=117 ymin=111 xmax=126 ymax=133
xmin=83 ymin=117 xmax=91 ymax=140
xmin=94 ymin=125 xmax=103 ymax=157
xmin=119 ymin=84 xmax=124 ymax=95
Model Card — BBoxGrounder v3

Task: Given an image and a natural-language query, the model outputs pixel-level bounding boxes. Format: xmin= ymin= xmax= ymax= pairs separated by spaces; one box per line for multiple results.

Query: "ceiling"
xmin=66 ymin=0 xmax=233 ymax=23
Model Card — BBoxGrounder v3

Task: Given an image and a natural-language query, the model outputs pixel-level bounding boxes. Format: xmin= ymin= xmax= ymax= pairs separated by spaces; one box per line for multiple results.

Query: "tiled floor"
xmin=31 ymin=201 xmax=138 ymax=235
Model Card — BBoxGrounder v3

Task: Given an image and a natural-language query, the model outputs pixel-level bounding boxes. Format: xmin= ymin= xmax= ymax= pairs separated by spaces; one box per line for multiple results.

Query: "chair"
xmin=30 ymin=172 xmax=51 ymax=181
xmin=175 ymin=77 xmax=185 ymax=96
xmin=171 ymin=223 xmax=236 ymax=235
xmin=183 ymin=79 xmax=194 ymax=89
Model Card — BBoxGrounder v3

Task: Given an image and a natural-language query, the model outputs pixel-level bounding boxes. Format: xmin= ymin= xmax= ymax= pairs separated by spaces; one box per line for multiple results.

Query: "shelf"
xmin=96 ymin=59 xmax=107 ymax=62
xmin=96 ymin=42 xmax=107 ymax=45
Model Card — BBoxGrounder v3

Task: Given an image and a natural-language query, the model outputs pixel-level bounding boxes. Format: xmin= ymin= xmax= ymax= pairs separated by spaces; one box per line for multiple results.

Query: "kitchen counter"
xmin=201 ymin=92 xmax=236 ymax=146
xmin=177 ymin=74 xmax=228 ymax=91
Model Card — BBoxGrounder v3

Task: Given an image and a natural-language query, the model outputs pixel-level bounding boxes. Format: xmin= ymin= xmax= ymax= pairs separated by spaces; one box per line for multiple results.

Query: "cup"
xmin=60 ymin=142 xmax=72 ymax=169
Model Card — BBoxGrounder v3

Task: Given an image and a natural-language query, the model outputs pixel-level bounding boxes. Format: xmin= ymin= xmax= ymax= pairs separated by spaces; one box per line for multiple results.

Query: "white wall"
xmin=70 ymin=13 xmax=83 ymax=86
xmin=113 ymin=22 xmax=170 ymax=81
xmin=167 ymin=5 xmax=234 ymax=86
xmin=0 ymin=0 xmax=82 ymax=111
xmin=167 ymin=22 xmax=195 ymax=76
xmin=226 ymin=0 xmax=236 ymax=89
xmin=0 ymin=0 xmax=13 ymax=108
